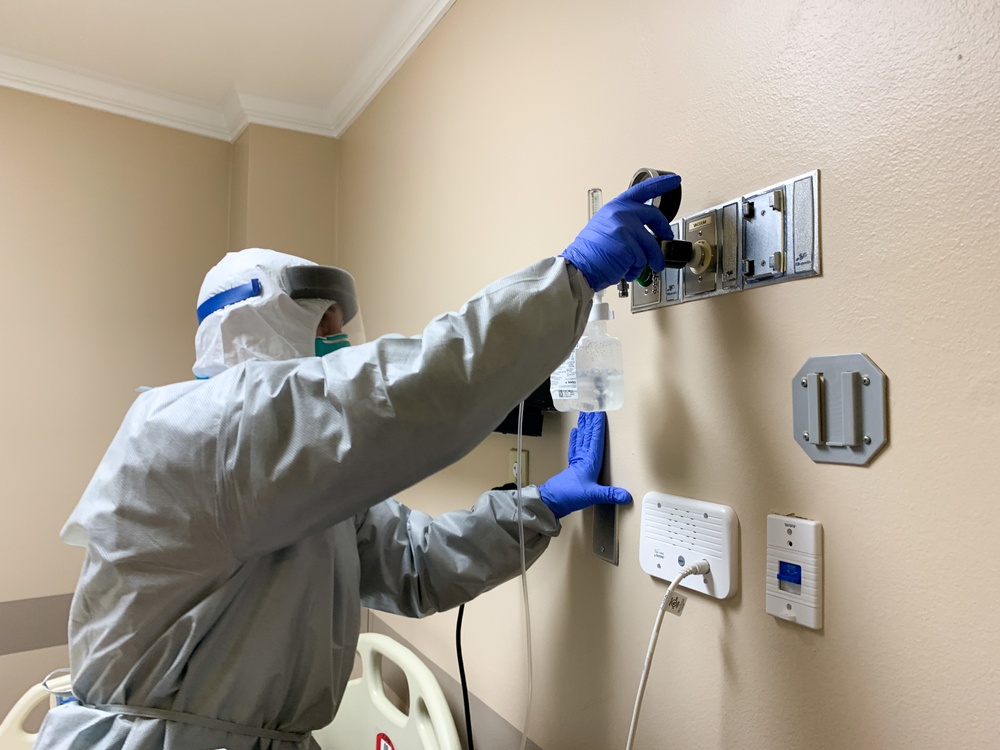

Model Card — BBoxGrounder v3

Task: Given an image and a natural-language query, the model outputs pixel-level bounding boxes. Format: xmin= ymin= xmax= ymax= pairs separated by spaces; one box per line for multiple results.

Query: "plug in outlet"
xmin=683 ymin=210 xmax=720 ymax=296
xmin=682 ymin=201 xmax=741 ymax=297
xmin=508 ymin=449 xmax=528 ymax=484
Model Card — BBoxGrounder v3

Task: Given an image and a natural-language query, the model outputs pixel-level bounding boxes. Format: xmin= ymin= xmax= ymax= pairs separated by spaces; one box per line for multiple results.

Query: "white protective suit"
xmin=34 ymin=249 xmax=592 ymax=750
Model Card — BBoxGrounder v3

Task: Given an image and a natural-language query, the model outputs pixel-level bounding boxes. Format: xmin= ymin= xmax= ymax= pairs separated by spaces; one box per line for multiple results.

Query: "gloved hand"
xmin=538 ymin=411 xmax=632 ymax=518
xmin=560 ymin=173 xmax=681 ymax=292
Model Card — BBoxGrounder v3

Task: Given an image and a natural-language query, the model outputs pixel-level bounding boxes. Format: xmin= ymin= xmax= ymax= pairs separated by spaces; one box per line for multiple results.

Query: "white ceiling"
xmin=0 ymin=0 xmax=455 ymax=141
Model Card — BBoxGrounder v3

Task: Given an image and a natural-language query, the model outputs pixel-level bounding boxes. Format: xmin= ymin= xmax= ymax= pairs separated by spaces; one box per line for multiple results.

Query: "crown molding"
xmin=326 ymin=0 xmax=456 ymax=137
xmin=229 ymin=91 xmax=338 ymax=140
xmin=0 ymin=50 xmax=233 ymax=140
xmin=0 ymin=0 xmax=455 ymax=142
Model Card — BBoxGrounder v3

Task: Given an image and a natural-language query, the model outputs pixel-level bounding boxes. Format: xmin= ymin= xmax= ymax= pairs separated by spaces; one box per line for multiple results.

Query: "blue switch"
xmin=777 ymin=561 xmax=802 ymax=594
xmin=777 ymin=561 xmax=802 ymax=584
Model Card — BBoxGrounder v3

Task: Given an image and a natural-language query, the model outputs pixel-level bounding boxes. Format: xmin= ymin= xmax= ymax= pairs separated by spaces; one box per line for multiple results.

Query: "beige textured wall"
xmin=0 ymin=87 xmax=230 ymax=710
xmin=232 ymin=124 xmax=339 ymax=264
xmin=0 ymin=87 xmax=232 ymax=598
xmin=338 ymin=1 xmax=1000 ymax=748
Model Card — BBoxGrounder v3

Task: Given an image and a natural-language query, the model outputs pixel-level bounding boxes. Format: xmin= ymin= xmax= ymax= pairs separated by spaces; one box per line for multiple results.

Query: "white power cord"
xmin=624 ymin=560 xmax=711 ymax=750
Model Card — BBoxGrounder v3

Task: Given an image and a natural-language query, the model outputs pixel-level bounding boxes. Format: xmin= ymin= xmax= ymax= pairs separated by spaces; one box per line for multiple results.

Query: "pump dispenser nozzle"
xmin=590 ymin=289 xmax=613 ymax=323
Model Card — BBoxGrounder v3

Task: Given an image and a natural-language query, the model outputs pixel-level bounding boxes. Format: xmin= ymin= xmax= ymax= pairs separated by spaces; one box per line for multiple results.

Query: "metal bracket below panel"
xmin=593 ymin=419 xmax=620 ymax=564
xmin=592 ymin=504 xmax=619 ymax=565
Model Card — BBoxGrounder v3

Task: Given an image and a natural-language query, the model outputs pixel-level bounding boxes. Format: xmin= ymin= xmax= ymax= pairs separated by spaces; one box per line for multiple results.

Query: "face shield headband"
xmin=196 ymin=278 xmax=263 ymax=324
xmin=196 ymin=265 xmax=360 ymax=327
xmin=193 ymin=253 xmax=366 ymax=377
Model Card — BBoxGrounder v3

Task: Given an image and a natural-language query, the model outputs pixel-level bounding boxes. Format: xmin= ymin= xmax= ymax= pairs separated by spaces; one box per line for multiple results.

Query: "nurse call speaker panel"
xmin=640 ymin=492 xmax=739 ymax=599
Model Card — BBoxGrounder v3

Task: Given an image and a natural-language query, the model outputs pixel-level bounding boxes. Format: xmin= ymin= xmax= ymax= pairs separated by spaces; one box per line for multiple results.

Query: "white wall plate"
xmin=766 ymin=514 xmax=823 ymax=629
xmin=640 ymin=492 xmax=740 ymax=599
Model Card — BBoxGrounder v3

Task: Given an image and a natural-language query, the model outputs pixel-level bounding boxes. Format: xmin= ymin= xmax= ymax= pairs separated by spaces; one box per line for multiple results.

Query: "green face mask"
xmin=316 ymin=333 xmax=351 ymax=356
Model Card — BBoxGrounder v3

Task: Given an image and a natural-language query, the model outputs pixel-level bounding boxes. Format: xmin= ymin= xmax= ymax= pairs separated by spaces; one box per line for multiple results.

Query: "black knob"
xmin=661 ymin=239 xmax=694 ymax=269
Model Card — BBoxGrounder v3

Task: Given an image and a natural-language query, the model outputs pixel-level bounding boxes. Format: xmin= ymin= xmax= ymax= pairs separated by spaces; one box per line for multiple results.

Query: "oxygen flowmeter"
xmin=619 ymin=167 xmax=694 ymax=299
xmin=629 ymin=170 xmax=822 ymax=312
xmin=550 ymin=171 xmax=690 ymax=412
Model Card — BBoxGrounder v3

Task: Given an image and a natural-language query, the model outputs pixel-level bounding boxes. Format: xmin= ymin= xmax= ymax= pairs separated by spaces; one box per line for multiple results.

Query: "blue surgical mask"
xmin=316 ymin=333 xmax=351 ymax=356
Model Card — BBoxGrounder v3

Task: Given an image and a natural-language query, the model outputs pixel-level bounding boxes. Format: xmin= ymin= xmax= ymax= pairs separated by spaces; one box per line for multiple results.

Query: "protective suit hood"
xmin=193 ymin=248 xmax=362 ymax=379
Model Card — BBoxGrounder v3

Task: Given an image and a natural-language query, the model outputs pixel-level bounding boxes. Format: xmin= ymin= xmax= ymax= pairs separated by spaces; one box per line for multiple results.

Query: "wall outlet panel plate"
xmin=640 ymin=492 xmax=740 ymax=599
xmin=632 ymin=221 xmax=681 ymax=312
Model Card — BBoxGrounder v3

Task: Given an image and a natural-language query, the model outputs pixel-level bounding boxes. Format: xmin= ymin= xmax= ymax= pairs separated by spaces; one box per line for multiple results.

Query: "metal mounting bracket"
xmin=792 ymin=353 xmax=888 ymax=466
xmin=593 ymin=419 xmax=619 ymax=564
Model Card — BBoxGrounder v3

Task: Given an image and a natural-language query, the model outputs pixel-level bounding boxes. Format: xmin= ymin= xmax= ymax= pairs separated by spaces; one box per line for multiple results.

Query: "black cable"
xmin=456 ymin=603 xmax=475 ymax=750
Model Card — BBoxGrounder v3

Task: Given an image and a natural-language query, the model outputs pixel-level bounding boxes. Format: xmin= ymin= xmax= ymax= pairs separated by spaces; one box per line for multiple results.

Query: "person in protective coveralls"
xmin=34 ymin=173 xmax=681 ymax=749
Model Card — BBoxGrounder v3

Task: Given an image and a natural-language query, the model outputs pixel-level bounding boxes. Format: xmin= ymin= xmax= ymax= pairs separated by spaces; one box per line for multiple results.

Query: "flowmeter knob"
xmin=629 ymin=167 xmax=685 ymax=285
xmin=690 ymin=239 xmax=714 ymax=275
xmin=660 ymin=239 xmax=694 ymax=269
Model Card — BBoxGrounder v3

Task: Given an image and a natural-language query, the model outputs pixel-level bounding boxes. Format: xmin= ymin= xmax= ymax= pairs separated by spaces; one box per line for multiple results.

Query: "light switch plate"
xmin=766 ymin=513 xmax=823 ymax=630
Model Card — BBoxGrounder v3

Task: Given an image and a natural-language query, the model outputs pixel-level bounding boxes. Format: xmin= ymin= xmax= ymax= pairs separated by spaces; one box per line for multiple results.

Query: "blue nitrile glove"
xmin=560 ymin=173 xmax=681 ymax=291
xmin=538 ymin=411 xmax=632 ymax=519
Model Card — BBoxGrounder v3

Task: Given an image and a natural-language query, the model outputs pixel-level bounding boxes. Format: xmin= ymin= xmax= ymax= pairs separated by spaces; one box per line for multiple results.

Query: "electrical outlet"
xmin=508 ymin=449 xmax=529 ymax=484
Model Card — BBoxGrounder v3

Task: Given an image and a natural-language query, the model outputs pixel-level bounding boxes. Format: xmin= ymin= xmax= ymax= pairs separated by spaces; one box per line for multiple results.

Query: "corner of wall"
xmin=228 ymin=126 xmax=252 ymax=253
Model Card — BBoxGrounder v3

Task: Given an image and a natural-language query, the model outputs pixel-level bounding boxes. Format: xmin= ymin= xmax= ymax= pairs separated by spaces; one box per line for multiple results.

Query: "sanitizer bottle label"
xmin=550 ymin=352 xmax=578 ymax=399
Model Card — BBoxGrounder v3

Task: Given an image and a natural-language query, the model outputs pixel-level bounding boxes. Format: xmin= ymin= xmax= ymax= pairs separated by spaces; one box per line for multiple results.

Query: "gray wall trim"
xmin=368 ymin=613 xmax=543 ymax=750
xmin=0 ymin=594 xmax=72 ymax=656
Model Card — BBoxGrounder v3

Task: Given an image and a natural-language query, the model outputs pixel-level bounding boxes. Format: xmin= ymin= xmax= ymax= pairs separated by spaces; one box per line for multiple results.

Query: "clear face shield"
xmin=284 ymin=264 xmax=366 ymax=356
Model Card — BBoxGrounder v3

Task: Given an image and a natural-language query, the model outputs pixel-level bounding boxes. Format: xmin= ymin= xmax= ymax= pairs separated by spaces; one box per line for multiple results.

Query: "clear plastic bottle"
xmin=551 ymin=296 xmax=624 ymax=412
xmin=550 ymin=185 xmax=625 ymax=412
xmin=574 ymin=298 xmax=624 ymax=411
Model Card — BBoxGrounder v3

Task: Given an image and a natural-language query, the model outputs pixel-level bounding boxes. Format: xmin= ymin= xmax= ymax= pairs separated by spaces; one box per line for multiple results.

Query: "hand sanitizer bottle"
xmin=551 ymin=188 xmax=625 ymax=411
xmin=551 ymin=292 xmax=625 ymax=412
xmin=573 ymin=294 xmax=624 ymax=411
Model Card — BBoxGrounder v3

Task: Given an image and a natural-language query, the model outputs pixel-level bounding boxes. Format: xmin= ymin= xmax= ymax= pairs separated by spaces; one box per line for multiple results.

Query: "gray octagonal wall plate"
xmin=792 ymin=353 xmax=888 ymax=466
